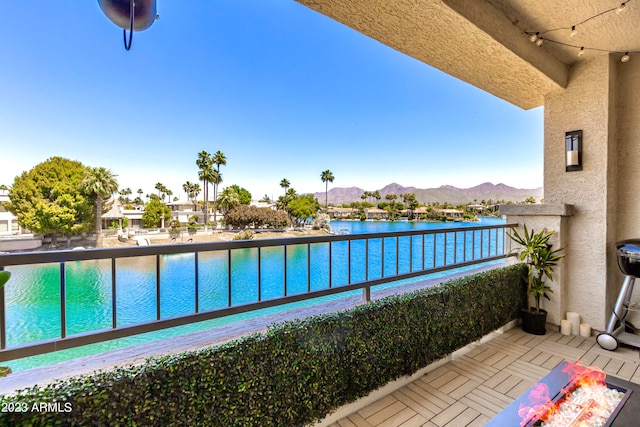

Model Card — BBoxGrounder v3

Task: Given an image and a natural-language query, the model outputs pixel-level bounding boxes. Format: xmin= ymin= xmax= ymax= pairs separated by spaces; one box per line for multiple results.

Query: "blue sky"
xmin=0 ymin=1 xmax=543 ymax=201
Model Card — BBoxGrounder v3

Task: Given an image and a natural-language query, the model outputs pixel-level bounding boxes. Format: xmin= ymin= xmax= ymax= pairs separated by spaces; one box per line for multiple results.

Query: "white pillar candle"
xmin=567 ymin=312 xmax=580 ymax=335
xmin=580 ymin=323 xmax=591 ymax=338
xmin=567 ymin=150 xmax=579 ymax=166
xmin=560 ymin=319 xmax=572 ymax=335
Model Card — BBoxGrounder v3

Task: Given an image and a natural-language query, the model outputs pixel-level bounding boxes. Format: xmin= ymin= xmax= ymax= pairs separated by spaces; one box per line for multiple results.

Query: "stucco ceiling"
xmin=486 ymin=0 xmax=640 ymax=65
xmin=295 ymin=0 xmax=639 ymax=109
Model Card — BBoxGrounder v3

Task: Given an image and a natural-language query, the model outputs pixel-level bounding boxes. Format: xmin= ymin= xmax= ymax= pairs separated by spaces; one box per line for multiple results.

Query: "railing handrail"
xmin=0 ymin=223 xmax=517 ymax=267
xmin=0 ymin=222 xmax=517 ymax=362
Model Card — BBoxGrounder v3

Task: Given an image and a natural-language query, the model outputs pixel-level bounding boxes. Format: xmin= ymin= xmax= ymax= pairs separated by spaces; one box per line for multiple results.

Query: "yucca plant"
xmin=508 ymin=225 xmax=566 ymax=314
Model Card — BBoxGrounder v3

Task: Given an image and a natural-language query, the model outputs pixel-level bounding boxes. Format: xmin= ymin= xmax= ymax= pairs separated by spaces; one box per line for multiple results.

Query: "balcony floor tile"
xmin=327 ymin=327 xmax=640 ymax=427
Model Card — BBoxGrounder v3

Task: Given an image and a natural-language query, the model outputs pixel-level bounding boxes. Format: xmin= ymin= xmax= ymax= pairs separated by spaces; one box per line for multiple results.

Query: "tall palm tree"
xmin=155 ymin=182 xmax=165 ymax=197
xmin=321 ymin=170 xmax=335 ymax=208
xmin=196 ymin=151 xmax=213 ymax=225
xmin=192 ymin=183 xmax=201 ymax=201
xmin=280 ymin=178 xmax=290 ymax=196
xmin=82 ymin=167 xmax=118 ymax=247
xmin=211 ymin=169 xmax=223 ymax=222
xmin=212 ymin=151 xmax=227 ymax=222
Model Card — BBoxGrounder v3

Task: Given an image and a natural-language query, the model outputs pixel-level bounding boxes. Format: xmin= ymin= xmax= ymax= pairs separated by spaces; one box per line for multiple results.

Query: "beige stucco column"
xmin=500 ymin=204 xmax=573 ymax=328
xmin=543 ymin=55 xmax=640 ymax=331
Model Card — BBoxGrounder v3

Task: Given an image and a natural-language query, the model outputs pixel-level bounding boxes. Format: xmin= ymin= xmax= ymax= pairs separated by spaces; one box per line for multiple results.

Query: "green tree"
xmin=5 ymin=157 xmax=93 ymax=247
xmin=287 ymin=194 xmax=320 ymax=225
xmin=183 ymin=181 xmax=201 ymax=208
xmin=229 ymin=184 xmax=252 ymax=205
xmin=212 ymin=151 xmax=227 ymax=223
xmin=217 ymin=187 xmax=240 ymax=215
xmin=280 ymin=178 xmax=290 ymax=196
xmin=320 ymin=169 xmax=335 ymax=208
xmin=142 ymin=199 xmax=171 ymax=228
xmin=196 ymin=151 xmax=215 ymax=226
xmin=276 ymin=187 xmax=297 ymax=211
xmin=82 ymin=167 xmax=119 ymax=247
xmin=402 ymin=193 xmax=419 ymax=220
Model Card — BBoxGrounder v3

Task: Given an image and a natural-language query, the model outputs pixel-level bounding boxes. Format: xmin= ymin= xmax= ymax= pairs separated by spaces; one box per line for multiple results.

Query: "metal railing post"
xmin=60 ymin=263 xmax=67 ymax=339
xmin=363 ymin=285 xmax=370 ymax=303
xmin=0 ymin=267 xmax=6 ymax=350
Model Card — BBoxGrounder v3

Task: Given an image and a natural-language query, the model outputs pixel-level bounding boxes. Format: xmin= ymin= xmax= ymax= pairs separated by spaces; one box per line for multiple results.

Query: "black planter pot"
xmin=521 ymin=308 xmax=547 ymax=335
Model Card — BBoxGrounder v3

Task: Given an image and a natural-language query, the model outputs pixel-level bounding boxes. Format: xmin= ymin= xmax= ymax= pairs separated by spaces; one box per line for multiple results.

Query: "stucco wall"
xmin=544 ymin=56 xmax=616 ymax=330
xmin=499 ymin=205 xmax=570 ymax=327
xmin=615 ymin=59 xmax=640 ymax=327
xmin=543 ymin=56 xmax=640 ymax=331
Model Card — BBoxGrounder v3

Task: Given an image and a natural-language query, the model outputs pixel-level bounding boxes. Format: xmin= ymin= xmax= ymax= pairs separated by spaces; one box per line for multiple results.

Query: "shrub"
xmin=0 ymin=264 xmax=526 ymax=426
xmin=233 ymin=230 xmax=255 ymax=240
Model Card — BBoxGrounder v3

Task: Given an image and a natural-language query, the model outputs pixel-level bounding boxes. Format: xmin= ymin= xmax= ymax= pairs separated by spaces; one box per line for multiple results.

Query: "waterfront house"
xmin=0 ymin=190 xmax=22 ymax=237
xmin=433 ymin=208 xmax=464 ymax=219
xmin=327 ymin=207 xmax=355 ymax=219
xmin=365 ymin=207 xmax=390 ymax=220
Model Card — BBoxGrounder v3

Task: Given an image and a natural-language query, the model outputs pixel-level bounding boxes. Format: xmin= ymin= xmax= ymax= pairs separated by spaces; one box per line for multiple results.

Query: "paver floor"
xmin=327 ymin=328 xmax=640 ymax=427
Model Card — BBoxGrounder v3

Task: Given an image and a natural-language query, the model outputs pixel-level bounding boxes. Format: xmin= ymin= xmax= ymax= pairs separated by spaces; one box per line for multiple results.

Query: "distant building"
xmin=327 ymin=208 xmax=355 ymax=219
xmin=434 ymin=208 xmax=463 ymax=218
xmin=365 ymin=208 xmax=390 ymax=220
xmin=0 ymin=189 xmax=26 ymax=236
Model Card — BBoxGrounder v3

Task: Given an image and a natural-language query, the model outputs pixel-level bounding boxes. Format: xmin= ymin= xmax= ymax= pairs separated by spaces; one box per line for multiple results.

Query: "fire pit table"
xmin=486 ymin=361 xmax=640 ymax=426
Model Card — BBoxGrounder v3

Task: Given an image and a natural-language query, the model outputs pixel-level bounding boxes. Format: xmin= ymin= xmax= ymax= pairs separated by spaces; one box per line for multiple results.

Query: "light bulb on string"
xmin=570 ymin=26 xmax=578 ymax=38
xmin=616 ymin=2 xmax=627 ymax=14
xmin=578 ymin=47 xmax=585 ymax=57
xmin=529 ymin=32 xmax=539 ymax=42
xmin=621 ymin=52 xmax=630 ymax=62
xmin=536 ymin=38 xmax=544 ymax=46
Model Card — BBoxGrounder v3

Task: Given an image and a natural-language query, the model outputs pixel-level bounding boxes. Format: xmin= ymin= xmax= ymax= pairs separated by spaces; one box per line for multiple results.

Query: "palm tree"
xmin=211 ymin=169 xmax=223 ymax=222
xmin=280 ymin=178 xmax=290 ymax=196
xmin=212 ymin=151 xmax=227 ymax=222
xmin=82 ymin=167 xmax=118 ymax=248
xmin=196 ymin=151 xmax=213 ymax=225
xmin=217 ymin=187 xmax=240 ymax=215
xmin=155 ymin=182 xmax=165 ymax=198
xmin=321 ymin=170 xmax=334 ymax=208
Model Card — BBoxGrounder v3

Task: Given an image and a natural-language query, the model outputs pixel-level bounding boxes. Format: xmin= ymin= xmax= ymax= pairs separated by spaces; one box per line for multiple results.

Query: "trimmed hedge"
xmin=0 ymin=264 xmax=527 ymax=427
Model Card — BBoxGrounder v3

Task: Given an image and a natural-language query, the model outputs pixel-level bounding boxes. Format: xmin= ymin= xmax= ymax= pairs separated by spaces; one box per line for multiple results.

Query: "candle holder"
xmin=566 ymin=130 xmax=582 ymax=172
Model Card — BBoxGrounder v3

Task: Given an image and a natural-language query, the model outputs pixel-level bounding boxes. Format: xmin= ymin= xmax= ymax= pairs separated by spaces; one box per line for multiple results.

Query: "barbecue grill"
xmin=597 ymin=239 xmax=640 ymax=351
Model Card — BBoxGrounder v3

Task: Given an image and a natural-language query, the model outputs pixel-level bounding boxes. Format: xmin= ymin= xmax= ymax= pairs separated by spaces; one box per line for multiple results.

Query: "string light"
xmin=616 ymin=2 xmax=628 ymax=14
xmin=524 ymin=1 xmax=637 ymax=62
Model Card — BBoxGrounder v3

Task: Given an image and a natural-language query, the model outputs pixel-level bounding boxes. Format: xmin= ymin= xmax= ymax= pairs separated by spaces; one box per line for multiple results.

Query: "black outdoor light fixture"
xmin=565 ymin=130 xmax=582 ymax=172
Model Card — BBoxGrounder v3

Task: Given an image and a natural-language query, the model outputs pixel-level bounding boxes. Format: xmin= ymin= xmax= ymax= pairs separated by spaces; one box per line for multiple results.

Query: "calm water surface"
xmin=5 ymin=217 xmax=506 ymax=372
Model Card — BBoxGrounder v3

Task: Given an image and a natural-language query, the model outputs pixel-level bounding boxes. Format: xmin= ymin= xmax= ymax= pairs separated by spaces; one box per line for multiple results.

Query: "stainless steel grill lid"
xmin=616 ymin=239 xmax=640 ymax=277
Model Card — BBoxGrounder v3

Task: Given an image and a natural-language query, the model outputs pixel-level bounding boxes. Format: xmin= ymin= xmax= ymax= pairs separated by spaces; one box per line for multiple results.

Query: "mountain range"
xmin=313 ymin=182 xmax=543 ymax=205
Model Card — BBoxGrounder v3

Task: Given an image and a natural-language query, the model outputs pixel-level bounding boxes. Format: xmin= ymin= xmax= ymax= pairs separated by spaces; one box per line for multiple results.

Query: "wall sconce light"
xmin=565 ymin=130 xmax=582 ymax=172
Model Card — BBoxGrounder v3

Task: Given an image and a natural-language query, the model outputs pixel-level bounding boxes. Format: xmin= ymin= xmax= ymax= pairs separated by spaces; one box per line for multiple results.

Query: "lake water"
xmin=4 ymin=217 xmax=506 ymax=372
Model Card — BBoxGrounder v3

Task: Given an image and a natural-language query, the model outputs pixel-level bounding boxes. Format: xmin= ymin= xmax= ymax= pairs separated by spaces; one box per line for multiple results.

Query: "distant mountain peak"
xmin=314 ymin=182 xmax=542 ymax=205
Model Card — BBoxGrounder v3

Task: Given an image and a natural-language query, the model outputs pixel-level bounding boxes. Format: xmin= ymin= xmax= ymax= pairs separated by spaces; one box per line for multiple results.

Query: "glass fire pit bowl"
xmin=485 ymin=361 xmax=639 ymax=427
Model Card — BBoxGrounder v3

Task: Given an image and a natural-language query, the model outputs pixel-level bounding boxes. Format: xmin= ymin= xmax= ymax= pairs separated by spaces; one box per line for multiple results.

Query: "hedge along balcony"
xmin=0 ymin=264 xmax=527 ymax=427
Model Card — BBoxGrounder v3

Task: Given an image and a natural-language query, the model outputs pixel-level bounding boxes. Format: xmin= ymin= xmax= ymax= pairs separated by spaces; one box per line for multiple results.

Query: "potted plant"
xmin=508 ymin=225 xmax=566 ymax=335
